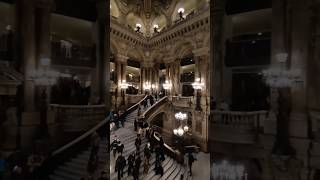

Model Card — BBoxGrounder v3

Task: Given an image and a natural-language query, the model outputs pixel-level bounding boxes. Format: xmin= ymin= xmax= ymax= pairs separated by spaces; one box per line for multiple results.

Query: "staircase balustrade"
xmin=142 ymin=96 xmax=168 ymax=121
xmin=49 ymin=104 xmax=106 ymax=132
xmin=210 ymin=110 xmax=268 ymax=144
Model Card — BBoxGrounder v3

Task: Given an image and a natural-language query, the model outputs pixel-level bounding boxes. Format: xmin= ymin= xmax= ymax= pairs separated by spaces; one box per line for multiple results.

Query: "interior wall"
xmin=0 ymin=2 xmax=14 ymax=31
xmin=51 ymin=14 xmax=93 ymax=44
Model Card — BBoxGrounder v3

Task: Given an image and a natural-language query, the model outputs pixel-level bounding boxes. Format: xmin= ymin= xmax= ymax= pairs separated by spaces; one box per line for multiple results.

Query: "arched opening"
xmin=126 ymin=59 xmax=140 ymax=95
xmin=158 ymin=63 xmax=166 ymax=97
xmin=150 ymin=112 xmax=165 ymax=128
xmin=180 ymin=55 xmax=195 ymax=97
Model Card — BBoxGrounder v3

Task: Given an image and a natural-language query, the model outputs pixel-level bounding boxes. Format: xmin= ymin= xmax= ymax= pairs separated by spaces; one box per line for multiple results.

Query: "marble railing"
xmin=171 ymin=96 xmax=192 ymax=108
xmin=142 ymin=96 xmax=168 ymax=121
xmin=210 ymin=110 xmax=268 ymax=144
xmin=126 ymin=94 xmax=145 ymax=105
xmin=49 ymin=104 xmax=106 ymax=132
xmin=110 ymin=17 xmax=148 ymax=48
xmin=148 ymin=7 xmax=209 ymax=47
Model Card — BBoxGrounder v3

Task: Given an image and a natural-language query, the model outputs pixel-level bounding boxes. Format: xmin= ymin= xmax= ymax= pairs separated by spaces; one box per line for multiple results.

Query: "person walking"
xmin=143 ymin=156 xmax=149 ymax=174
xmin=135 ymin=135 xmax=141 ymax=153
xmin=90 ymin=131 xmax=100 ymax=157
xmin=188 ymin=153 xmax=196 ymax=176
xmin=127 ymin=153 xmax=135 ymax=176
xmin=133 ymin=156 xmax=141 ymax=180
xmin=115 ymin=154 xmax=126 ymax=180
xmin=117 ymin=143 xmax=124 ymax=155
xmin=111 ymin=139 xmax=120 ymax=157
xmin=134 ymin=117 xmax=138 ymax=131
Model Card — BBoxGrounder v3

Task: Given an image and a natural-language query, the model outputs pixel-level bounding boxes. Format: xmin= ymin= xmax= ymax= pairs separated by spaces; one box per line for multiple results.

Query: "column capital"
xmin=192 ymin=47 xmax=209 ymax=57
xmin=116 ymin=54 xmax=129 ymax=63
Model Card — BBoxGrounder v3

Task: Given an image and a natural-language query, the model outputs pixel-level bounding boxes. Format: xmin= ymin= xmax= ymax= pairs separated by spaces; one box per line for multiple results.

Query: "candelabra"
xmin=173 ymin=112 xmax=189 ymax=136
xmin=192 ymin=78 xmax=204 ymax=111
xmin=262 ymin=53 xmax=303 ymax=158
xmin=136 ymin=23 xmax=142 ymax=33
xmin=120 ymin=80 xmax=128 ymax=106
xmin=178 ymin=8 xmax=185 ymax=20
xmin=162 ymin=80 xmax=172 ymax=96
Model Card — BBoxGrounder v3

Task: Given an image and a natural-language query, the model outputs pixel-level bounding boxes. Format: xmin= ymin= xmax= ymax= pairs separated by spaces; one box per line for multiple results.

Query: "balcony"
xmin=210 ymin=110 xmax=267 ymax=144
xmin=51 ymin=39 xmax=96 ymax=68
xmin=171 ymin=96 xmax=192 ymax=108
xmin=110 ymin=7 xmax=209 ymax=48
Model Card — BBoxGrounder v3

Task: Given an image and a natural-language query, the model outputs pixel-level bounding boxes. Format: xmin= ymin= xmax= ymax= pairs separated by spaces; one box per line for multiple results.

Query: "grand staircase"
xmin=110 ymin=108 xmax=191 ymax=180
xmin=49 ymin=137 xmax=109 ymax=180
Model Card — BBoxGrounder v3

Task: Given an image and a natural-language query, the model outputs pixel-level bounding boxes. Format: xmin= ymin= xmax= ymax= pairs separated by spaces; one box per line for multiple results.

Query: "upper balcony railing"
xmin=51 ymin=37 xmax=96 ymax=67
xmin=210 ymin=110 xmax=268 ymax=144
xmin=110 ymin=7 xmax=209 ymax=48
xmin=148 ymin=7 xmax=209 ymax=47
xmin=110 ymin=17 xmax=148 ymax=48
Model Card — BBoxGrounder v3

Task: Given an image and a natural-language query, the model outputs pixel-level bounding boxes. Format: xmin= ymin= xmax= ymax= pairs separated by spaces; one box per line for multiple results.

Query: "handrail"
xmin=142 ymin=96 xmax=168 ymax=120
xmin=152 ymin=130 xmax=184 ymax=164
xmin=52 ymin=117 xmax=108 ymax=156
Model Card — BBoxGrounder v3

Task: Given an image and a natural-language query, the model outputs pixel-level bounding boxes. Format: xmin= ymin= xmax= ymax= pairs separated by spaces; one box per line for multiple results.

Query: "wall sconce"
xmin=178 ymin=8 xmax=185 ymax=20
xmin=136 ymin=23 xmax=142 ymax=33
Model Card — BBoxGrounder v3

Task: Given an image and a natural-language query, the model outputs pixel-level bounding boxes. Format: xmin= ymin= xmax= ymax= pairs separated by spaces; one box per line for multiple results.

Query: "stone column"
xmin=210 ymin=0 xmax=225 ymax=109
xmin=95 ymin=0 xmax=109 ymax=106
xmin=17 ymin=0 xmax=39 ymax=149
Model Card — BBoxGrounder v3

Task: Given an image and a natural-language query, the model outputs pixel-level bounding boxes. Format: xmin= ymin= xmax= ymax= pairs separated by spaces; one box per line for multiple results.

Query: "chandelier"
xmin=120 ymin=80 xmax=129 ymax=89
xmin=173 ymin=112 xmax=189 ymax=136
xmin=163 ymin=80 xmax=172 ymax=90
xmin=262 ymin=53 xmax=302 ymax=88
xmin=144 ymin=81 xmax=151 ymax=90
xmin=175 ymin=112 xmax=187 ymax=121
xmin=192 ymin=78 xmax=204 ymax=90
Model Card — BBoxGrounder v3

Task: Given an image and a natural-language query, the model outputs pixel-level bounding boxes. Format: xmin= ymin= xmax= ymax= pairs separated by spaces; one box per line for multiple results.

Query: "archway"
xmin=180 ymin=55 xmax=195 ymax=97
xmin=150 ymin=112 xmax=166 ymax=128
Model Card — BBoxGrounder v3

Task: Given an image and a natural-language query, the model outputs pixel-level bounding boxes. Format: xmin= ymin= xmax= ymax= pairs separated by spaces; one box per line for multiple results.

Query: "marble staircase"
xmin=110 ymin=109 xmax=191 ymax=180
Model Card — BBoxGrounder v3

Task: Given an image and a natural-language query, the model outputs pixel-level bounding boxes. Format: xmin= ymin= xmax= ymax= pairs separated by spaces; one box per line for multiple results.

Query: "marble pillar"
xmin=210 ymin=0 xmax=225 ymax=109
xmin=95 ymin=0 xmax=109 ymax=106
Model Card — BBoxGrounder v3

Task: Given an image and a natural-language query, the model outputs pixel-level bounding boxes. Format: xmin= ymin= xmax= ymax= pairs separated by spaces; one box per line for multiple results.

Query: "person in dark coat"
xmin=135 ymin=136 xmax=141 ymax=153
xmin=115 ymin=154 xmax=126 ymax=180
xmin=154 ymin=160 xmax=163 ymax=176
xmin=127 ymin=153 xmax=135 ymax=176
xmin=133 ymin=156 xmax=141 ymax=180
xmin=134 ymin=118 xmax=138 ymax=132
xmin=150 ymin=96 xmax=154 ymax=106
xmin=117 ymin=143 xmax=124 ymax=154
xmin=132 ymin=165 xmax=139 ymax=180
xmin=188 ymin=153 xmax=196 ymax=176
